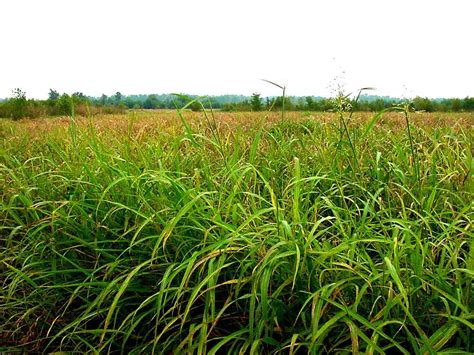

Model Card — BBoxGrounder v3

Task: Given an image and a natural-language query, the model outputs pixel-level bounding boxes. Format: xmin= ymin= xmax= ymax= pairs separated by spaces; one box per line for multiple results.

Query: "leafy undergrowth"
xmin=1 ymin=110 xmax=473 ymax=353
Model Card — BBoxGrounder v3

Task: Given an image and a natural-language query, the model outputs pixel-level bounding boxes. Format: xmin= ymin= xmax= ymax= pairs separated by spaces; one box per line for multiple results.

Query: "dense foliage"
xmin=1 ymin=88 xmax=474 ymax=119
xmin=1 ymin=107 xmax=472 ymax=353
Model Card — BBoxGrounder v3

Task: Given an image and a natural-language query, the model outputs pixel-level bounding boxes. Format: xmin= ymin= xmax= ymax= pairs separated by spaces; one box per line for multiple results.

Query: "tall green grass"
xmin=1 ymin=108 xmax=473 ymax=353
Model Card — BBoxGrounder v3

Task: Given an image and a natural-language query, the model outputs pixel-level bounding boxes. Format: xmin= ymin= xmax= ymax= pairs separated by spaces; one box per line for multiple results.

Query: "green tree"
xmin=189 ymin=101 xmax=202 ymax=112
xmin=10 ymin=88 xmax=28 ymax=119
xmin=48 ymin=89 xmax=60 ymax=101
xmin=58 ymin=93 xmax=73 ymax=115
xmin=265 ymin=97 xmax=272 ymax=110
xmin=114 ymin=92 xmax=123 ymax=106
xmin=72 ymin=92 xmax=86 ymax=101
xmin=250 ymin=93 xmax=262 ymax=111
xmin=413 ymin=96 xmax=434 ymax=112
xmin=143 ymin=94 xmax=159 ymax=109
xmin=451 ymin=98 xmax=462 ymax=111
xmin=100 ymin=94 xmax=108 ymax=106
xmin=273 ymin=96 xmax=293 ymax=110
xmin=463 ymin=97 xmax=474 ymax=111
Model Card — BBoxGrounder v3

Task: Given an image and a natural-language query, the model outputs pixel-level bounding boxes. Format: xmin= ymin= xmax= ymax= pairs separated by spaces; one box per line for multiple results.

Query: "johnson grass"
xmin=1 ymin=109 xmax=473 ymax=353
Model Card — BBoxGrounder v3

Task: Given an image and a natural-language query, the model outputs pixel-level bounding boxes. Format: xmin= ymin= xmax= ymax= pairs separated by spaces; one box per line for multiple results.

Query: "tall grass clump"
xmin=1 ymin=107 xmax=473 ymax=353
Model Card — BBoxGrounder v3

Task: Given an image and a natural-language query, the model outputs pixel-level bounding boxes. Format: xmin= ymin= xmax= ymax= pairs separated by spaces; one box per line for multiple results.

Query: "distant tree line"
xmin=1 ymin=89 xmax=473 ymax=119
xmin=225 ymin=93 xmax=474 ymax=113
xmin=0 ymin=89 xmax=125 ymax=120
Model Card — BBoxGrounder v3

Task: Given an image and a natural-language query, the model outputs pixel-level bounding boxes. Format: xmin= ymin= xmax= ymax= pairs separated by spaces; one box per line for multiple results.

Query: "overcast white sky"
xmin=1 ymin=0 xmax=473 ymax=99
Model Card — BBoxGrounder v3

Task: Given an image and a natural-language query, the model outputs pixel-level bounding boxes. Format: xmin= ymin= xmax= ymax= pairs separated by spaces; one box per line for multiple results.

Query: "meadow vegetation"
xmin=1 ymin=88 xmax=474 ymax=119
xmin=1 ymin=106 xmax=473 ymax=353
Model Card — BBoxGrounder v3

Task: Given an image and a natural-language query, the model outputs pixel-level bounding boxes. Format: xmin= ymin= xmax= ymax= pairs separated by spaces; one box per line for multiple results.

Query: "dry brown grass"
xmin=1 ymin=110 xmax=473 ymax=143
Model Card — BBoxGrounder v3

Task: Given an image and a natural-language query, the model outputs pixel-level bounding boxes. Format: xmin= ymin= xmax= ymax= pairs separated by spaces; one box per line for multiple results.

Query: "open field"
xmin=1 ymin=110 xmax=473 ymax=353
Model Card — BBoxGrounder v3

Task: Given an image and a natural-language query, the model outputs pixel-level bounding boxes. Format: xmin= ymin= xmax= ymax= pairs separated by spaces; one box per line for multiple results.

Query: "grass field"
xmin=1 ymin=109 xmax=473 ymax=353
